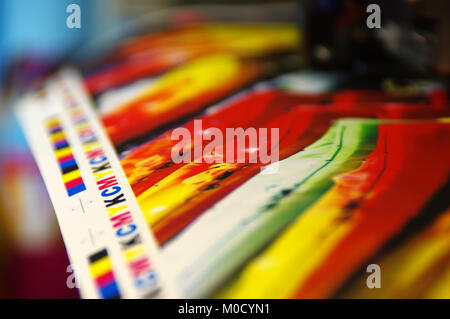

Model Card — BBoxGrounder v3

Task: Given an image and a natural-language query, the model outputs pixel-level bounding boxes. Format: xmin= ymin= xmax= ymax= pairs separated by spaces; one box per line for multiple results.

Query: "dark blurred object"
xmin=301 ymin=0 xmax=450 ymax=76
xmin=417 ymin=0 xmax=450 ymax=75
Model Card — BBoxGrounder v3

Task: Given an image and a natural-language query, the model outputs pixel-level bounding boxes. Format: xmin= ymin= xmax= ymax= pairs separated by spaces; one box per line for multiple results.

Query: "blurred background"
xmin=0 ymin=0 xmax=449 ymax=298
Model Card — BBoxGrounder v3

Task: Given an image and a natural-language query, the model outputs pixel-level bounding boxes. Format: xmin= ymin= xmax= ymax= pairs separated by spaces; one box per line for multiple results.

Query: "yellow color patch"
xmin=90 ymin=258 xmax=111 ymax=277
xmin=62 ymin=169 xmax=81 ymax=183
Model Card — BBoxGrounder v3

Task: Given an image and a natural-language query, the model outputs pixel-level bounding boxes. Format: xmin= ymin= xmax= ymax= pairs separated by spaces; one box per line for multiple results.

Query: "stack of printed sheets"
xmin=15 ymin=23 xmax=450 ymax=298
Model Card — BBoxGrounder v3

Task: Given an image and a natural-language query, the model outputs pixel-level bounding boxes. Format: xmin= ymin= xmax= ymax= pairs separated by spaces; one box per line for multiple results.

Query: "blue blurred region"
xmin=0 ymin=0 xmax=123 ymax=153
xmin=0 ymin=0 xmax=120 ymax=85
xmin=2 ymin=0 xmax=86 ymax=57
